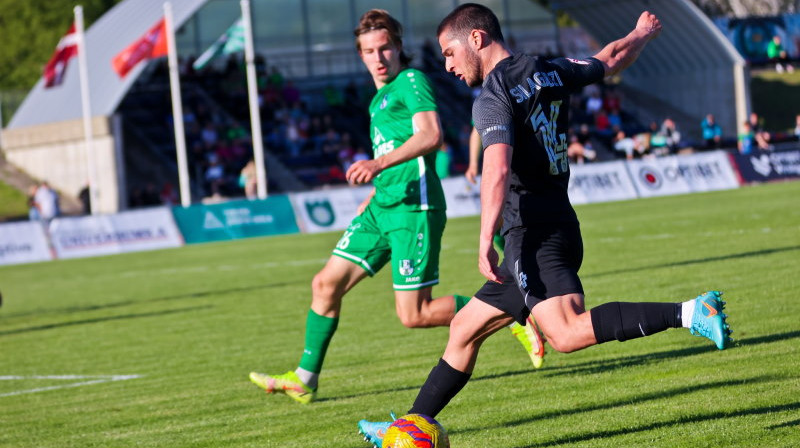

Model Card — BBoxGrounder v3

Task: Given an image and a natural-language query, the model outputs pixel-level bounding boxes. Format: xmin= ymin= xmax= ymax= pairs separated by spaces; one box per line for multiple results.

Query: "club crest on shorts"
xmin=399 ymin=259 xmax=415 ymax=276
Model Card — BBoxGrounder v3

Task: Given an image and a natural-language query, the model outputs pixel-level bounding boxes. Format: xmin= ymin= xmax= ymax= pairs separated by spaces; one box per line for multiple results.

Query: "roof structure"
xmin=10 ymin=0 xmax=749 ymax=136
xmin=8 ymin=0 xmax=208 ymax=129
xmin=552 ymin=0 xmax=749 ymax=135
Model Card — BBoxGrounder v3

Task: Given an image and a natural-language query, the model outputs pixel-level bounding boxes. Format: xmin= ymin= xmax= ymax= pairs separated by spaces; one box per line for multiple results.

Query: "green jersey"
xmin=368 ymin=68 xmax=446 ymax=212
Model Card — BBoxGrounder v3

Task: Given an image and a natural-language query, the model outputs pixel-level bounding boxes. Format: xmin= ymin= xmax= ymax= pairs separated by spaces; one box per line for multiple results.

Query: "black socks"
xmin=408 ymin=358 xmax=471 ymax=418
xmin=591 ymin=302 xmax=681 ymax=343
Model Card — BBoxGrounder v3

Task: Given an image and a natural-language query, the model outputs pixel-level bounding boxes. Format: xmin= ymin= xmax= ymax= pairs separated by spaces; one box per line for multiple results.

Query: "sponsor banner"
xmin=0 ymin=221 xmax=53 ymax=266
xmin=732 ymin=147 xmax=800 ymax=183
xmin=441 ymin=176 xmax=482 ymax=218
xmin=626 ymin=151 xmax=739 ymax=198
xmin=172 ymin=196 xmax=299 ymax=244
xmin=289 ymin=186 xmax=372 ymax=233
xmin=568 ymin=161 xmax=638 ymax=204
xmin=49 ymin=207 xmax=183 ymax=259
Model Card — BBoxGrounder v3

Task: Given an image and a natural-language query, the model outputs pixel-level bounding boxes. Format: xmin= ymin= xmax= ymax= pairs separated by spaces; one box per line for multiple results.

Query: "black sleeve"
xmin=472 ymin=73 xmax=514 ymax=150
xmin=548 ymin=57 xmax=605 ymax=93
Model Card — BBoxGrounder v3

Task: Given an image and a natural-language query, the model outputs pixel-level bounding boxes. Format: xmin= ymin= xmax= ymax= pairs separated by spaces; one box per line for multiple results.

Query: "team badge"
xmin=380 ymin=94 xmax=389 ymax=109
xmin=305 ymin=199 xmax=335 ymax=227
xmin=399 ymin=259 xmax=415 ymax=276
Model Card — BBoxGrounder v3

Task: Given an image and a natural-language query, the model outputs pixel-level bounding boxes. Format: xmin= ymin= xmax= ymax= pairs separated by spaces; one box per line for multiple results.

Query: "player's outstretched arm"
xmin=593 ymin=11 xmax=661 ymax=77
xmin=346 ymin=110 xmax=443 ymax=185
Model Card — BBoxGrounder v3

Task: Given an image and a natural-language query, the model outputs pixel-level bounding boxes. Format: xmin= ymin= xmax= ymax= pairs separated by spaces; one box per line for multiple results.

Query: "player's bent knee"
xmin=541 ymin=329 xmax=580 ymax=353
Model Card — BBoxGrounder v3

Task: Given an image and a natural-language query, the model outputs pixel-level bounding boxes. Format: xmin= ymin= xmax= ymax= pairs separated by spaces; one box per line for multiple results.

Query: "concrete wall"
xmin=2 ymin=116 xmax=123 ymax=214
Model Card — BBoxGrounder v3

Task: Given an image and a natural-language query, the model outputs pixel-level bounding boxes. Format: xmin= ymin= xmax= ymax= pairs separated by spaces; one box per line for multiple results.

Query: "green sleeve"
xmin=399 ymin=69 xmax=437 ymax=115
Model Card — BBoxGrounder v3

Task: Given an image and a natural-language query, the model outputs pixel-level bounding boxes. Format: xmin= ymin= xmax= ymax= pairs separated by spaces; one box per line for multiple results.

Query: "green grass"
xmin=1 ymin=181 xmax=799 ymax=448
xmin=0 ymin=179 xmax=28 ymax=221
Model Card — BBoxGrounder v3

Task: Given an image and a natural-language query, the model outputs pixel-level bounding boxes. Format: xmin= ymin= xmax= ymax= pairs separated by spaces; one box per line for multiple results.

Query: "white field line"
xmin=0 ymin=375 xmax=142 ymax=398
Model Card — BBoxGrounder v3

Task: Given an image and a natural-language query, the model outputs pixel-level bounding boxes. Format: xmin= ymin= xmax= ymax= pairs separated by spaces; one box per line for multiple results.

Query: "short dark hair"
xmin=437 ymin=3 xmax=504 ymax=43
xmin=354 ymin=9 xmax=412 ymax=66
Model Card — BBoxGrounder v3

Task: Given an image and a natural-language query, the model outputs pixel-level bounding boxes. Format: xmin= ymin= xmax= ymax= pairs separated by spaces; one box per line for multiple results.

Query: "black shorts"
xmin=474 ymin=222 xmax=584 ymax=325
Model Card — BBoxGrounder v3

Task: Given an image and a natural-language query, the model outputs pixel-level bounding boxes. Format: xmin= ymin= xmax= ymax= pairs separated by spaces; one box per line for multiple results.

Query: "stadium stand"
xmin=1 ymin=0 xmax=751 ymax=213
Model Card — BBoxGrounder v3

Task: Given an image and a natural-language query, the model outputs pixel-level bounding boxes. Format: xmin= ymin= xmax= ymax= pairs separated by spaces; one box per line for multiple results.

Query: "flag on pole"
xmin=111 ymin=18 xmax=168 ymax=78
xmin=43 ymin=23 xmax=79 ymax=88
xmin=192 ymin=18 xmax=245 ymax=70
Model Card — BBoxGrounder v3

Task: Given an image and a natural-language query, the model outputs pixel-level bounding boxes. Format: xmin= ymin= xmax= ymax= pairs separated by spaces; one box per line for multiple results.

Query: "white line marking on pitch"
xmin=0 ymin=375 xmax=142 ymax=397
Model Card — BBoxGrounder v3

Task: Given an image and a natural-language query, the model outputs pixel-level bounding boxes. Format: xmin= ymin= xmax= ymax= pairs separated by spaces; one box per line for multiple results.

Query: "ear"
xmin=470 ymin=29 xmax=485 ymax=50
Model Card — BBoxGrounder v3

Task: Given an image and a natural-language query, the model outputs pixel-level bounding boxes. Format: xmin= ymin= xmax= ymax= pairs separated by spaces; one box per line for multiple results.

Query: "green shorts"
xmin=332 ymin=204 xmax=446 ymax=291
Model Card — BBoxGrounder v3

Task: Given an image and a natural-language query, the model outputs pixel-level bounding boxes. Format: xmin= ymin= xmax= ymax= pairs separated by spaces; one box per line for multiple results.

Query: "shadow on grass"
xmin=583 ymin=245 xmax=800 ymax=279
xmin=508 ymin=401 xmax=800 ymax=448
xmin=451 ymin=375 xmax=778 ymax=437
xmin=0 ymin=305 xmax=212 ymax=336
xmin=318 ymin=330 xmax=800 ymax=403
xmin=2 ymin=281 xmax=295 ymax=319
xmin=768 ymin=418 xmax=800 ymax=429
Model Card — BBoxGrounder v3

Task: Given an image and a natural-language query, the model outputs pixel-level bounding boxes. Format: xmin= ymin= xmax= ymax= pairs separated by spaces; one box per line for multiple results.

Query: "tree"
xmin=0 ymin=0 xmax=121 ymax=92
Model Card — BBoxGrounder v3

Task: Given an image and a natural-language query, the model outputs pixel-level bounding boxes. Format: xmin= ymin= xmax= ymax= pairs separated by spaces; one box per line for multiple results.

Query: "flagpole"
xmin=241 ymin=0 xmax=267 ymax=198
xmin=164 ymin=2 xmax=191 ymax=207
xmin=74 ymin=6 xmax=98 ymax=215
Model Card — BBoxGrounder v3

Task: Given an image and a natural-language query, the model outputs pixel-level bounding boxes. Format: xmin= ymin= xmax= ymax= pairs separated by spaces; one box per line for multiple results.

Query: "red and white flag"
xmin=111 ymin=18 xmax=168 ymax=78
xmin=43 ymin=23 xmax=79 ymax=88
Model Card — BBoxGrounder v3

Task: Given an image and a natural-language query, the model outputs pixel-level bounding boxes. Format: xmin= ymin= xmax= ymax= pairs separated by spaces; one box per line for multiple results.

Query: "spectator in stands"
xmin=603 ymin=87 xmax=622 ymax=113
xmin=659 ymin=117 xmax=682 ymax=154
xmin=767 ymin=35 xmax=794 ymax=73
xmin=701 ymin=114 xmax=723 ymax=149
xmin=282 ymin=80 xmax=301 ymax=105
xmin=635 ymin=121 xmax=660 ymax=156
xmin=160 ymin=182 xmax=179 ymax=205
xmin=319 ymin=127 xmax=342 ymax=155
xmin=794 ymin=114 xmax=800 ymax=140
xmin=607 ymin=107 xmax=623 ymax=130
xmin=79 ymin=184 xmax=91 ymax=215
xmin=613 ymin=129 xmax=643 ymax=160
xmin=285 ymin=118 xmax=305 ymax=157
xmin=27 ymin=185 xmax=40 ymax=221
xmin=267 ymin=66 xmax=285 ymax=89
xmin=201 ymin=121 xmax=219 ymax=147
xmin=33 ymin=181 xmax=59 ymax=223
xmin=204 ymin=154 xmax=226 ymax=198
xmin=567 ymin=126 xmax=596 ymax=164
xmin=738 ymin=121 xmax=769 ymax=154
xmin=585 ymin=89 xmax=603 ymax=116
xmin=748 ymin=112 xmax=771 ymax=148
xmin=226 ymin=120 xmax=249 ymax=144
xmin=351 ymin=146 xmax=369 ymax=164
xmin=239 ymin=159 xmax=258 ymax=199
xmin=593 ymin=109 xmax=612 ymax=137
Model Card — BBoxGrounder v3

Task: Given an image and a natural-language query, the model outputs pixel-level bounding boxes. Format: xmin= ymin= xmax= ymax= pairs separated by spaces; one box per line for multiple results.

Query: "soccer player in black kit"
xmin=359 ymin=4 xmax=732 ymax=444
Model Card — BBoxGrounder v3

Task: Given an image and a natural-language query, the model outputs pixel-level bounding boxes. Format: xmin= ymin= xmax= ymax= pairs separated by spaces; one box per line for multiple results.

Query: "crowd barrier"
xmin=0 ymin=149 xmax=796 ymax=266
xmin=172 ymin=196 xmax=298 ymax=244
xmin=730 ymin=147 xmax=800 ymax=183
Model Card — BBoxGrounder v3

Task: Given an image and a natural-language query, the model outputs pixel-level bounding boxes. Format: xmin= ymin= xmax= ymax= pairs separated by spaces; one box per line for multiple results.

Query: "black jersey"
xmin=474 ymin=54 xmax=604 ymax=227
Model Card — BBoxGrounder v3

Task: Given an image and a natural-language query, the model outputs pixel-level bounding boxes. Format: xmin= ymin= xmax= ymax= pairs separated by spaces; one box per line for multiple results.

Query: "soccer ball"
xmin=383 ymin=413 xmax=449 ymax=448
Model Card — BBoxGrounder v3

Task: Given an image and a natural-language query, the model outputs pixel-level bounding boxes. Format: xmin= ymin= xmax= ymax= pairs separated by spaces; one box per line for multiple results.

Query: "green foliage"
xmin=0 ymin=0 xmax=121 ymax=91
xmin=0 ymin=179 xmax=29 ymax=220
xmin=751 ymin=70 xmax=800 ymax=134
xmin=1 ymin=181 xmax=799 ymax=447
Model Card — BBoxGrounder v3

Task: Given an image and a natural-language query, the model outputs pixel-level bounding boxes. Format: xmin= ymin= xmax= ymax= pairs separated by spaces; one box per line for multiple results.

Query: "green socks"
xmin=454 ymin=294 xmax=471 ymax=313
xmin=298 ymin=310 xmax=339 ymax=374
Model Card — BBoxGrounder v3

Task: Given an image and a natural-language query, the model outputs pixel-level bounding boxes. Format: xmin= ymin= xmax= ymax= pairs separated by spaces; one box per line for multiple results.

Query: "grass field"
xmin=1 ymin=181 xmax=799 ymax=448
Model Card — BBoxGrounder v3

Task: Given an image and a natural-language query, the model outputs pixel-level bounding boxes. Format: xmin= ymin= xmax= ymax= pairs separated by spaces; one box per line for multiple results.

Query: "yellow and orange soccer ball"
xmin=383 ymin=414 xmax=449 ymax=448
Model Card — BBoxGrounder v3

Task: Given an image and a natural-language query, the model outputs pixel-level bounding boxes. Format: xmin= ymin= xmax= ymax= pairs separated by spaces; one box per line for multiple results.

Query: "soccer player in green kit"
xmin=249 ymin=8 xmax=539 ymax=405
